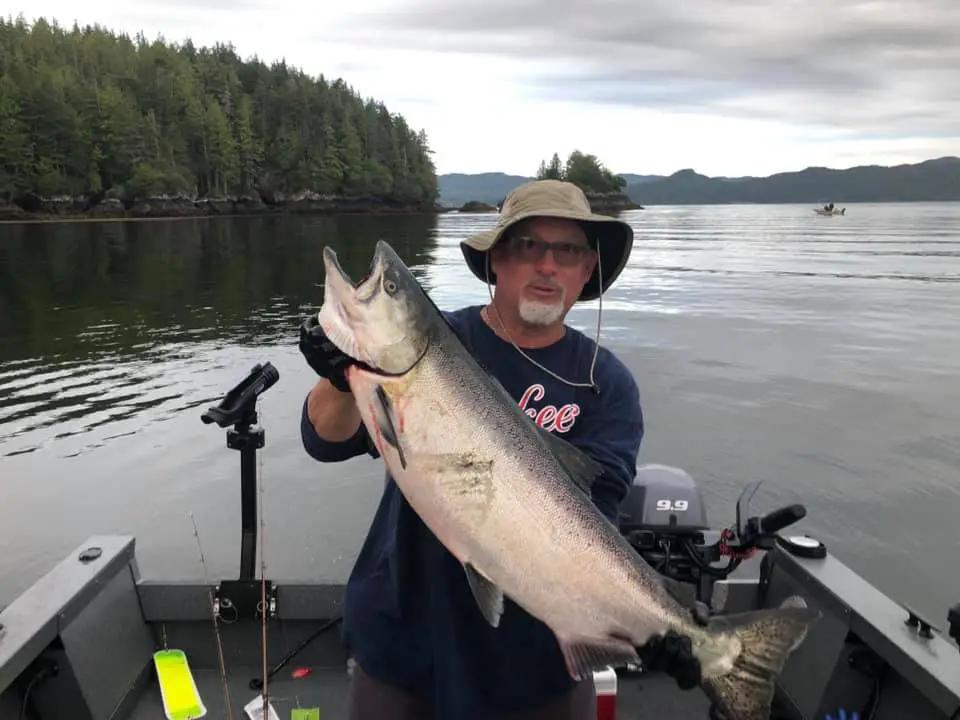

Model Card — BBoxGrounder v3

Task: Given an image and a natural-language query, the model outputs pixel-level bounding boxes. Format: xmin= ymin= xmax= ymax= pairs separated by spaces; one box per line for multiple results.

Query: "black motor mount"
xmin=201 ymin=361 xmax=279 ymax=584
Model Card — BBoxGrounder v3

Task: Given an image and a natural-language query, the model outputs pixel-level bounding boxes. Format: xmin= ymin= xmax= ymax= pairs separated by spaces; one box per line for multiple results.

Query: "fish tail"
xmin=698 ymin=596 xmax=819 ymax=720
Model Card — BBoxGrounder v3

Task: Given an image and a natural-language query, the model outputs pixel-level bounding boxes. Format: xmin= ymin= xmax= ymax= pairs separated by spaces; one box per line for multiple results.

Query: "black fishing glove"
xmin=298 ymin=314 xmax=355 ymax=392
xmin=636 ymin=602 xmax=710 ymax=691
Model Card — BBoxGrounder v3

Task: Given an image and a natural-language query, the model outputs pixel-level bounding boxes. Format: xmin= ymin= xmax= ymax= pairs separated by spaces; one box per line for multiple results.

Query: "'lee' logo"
xmin=518 ymin=384 xmax=580 ymax=434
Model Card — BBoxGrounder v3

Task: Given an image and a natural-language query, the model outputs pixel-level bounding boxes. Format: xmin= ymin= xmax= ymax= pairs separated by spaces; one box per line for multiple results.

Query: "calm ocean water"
xmin=1 ymin=203 xmax=958 ymax=624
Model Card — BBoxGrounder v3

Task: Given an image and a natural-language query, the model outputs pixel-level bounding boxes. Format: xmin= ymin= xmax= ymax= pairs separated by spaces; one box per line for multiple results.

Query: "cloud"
xmin=325 ymin=0 xmax=960 ymax=139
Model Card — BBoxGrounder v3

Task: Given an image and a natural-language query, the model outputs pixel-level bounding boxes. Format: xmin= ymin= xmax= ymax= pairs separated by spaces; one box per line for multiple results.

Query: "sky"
xmin=14 ymin=0 xmax=960 ymax=178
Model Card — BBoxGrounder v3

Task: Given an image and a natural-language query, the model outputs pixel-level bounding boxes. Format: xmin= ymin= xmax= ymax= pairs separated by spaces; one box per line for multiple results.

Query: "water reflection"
xmin=0 ymin=215 xmax=440 ymax=360
xmin=0 ymin=214 xmax=439 ymax=456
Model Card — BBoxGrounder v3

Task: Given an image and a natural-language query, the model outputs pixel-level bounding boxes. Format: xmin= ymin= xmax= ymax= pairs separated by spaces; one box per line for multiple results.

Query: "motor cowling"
xmin=619 ymin=464 xmax=709 ymax=535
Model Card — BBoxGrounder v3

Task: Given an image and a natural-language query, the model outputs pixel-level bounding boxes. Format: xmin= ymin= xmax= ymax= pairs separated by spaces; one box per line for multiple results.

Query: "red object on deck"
xmin=291 ymin=667 xmax=312 ymax=679
xmin=593 ymin=667 xmax=617 ymax=720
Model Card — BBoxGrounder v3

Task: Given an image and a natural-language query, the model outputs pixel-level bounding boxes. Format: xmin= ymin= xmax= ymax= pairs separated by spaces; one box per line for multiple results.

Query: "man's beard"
xmin=518 ymin=297 xmax=566 ymax=326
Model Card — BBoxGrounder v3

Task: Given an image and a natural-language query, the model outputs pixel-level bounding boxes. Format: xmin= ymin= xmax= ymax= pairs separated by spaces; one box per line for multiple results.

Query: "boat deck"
xmin=128 ymin=664 xmax=712 ymax=719
xmin=6 ymin=537 xmax=960 ymax=720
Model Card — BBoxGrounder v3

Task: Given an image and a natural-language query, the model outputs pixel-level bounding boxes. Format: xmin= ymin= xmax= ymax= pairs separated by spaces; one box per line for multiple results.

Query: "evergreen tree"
xmin=0 ymin=16 xmax=438 ymax=204
xmin=535 ymin=150 xmax=625 ymax=193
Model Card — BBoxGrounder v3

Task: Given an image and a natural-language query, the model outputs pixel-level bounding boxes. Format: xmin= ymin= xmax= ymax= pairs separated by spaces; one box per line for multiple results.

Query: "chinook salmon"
xmin=316 ymin=240 xmax=819 ymax=720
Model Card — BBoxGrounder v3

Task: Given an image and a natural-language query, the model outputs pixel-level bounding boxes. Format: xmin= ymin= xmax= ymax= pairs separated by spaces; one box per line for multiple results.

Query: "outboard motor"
xmin=619 ymin=464 xmax=719 ymax=602
xmin=619 ymin=464 xmax=709 ymax=534
xmin=619 ymin=464 xmax=807 ymax=608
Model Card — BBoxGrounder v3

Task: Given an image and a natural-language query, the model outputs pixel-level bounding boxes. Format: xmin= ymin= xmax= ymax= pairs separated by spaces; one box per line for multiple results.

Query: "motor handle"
xmin=719 ymin=504 xmax=807 ymax=554
xmin=756 ymin=504 xmax=806 ymax=536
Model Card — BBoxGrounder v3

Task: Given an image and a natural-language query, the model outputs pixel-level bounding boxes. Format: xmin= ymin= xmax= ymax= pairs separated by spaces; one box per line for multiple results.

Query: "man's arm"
xmin=301 ymin=380 xmax=381 ymax=462
xmin=573 ymin=355 xmax=644 ymax=525
xmin=307 ymin=379 xmax=362 ymax=441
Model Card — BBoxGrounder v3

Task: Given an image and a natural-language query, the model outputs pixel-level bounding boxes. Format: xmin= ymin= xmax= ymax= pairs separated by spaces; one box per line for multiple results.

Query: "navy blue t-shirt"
xmin=300 ymin=304 xmax=644 ymax=718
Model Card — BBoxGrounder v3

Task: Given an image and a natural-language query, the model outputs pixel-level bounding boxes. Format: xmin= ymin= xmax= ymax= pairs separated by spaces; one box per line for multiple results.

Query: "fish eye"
xmin=383 ymin=278 xmax=398 ymax=295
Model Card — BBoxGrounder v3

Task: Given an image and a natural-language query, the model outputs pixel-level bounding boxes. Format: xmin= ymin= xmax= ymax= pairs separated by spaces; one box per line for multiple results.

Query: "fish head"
xmin=318 ymin=240 xmax=432 ymax=375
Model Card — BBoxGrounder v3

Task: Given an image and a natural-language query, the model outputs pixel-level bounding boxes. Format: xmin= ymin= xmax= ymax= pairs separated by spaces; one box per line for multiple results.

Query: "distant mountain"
xmin=438 ymin=171 xmax=663 ymax=207
xmin=437 ymin=173 xmax=531 ymax=207
xmin=624 ymin=157 xmax=960 ymax=205
xmin=439 ymin=157 xmax=960 ymax=207
xmin=617 ymin=173 xmax=665 ymax=186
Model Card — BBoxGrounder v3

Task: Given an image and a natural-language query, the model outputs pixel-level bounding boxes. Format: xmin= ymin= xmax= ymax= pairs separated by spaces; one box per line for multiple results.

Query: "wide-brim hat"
xmin=459 ymin=179 xmax=634 ymax=303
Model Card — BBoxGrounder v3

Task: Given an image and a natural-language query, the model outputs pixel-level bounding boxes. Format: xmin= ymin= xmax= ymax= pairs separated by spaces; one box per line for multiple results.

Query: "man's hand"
xmin=299 ymin=314 xmax=355 ymax=392
xmin=635 ymin=602 xmax=709 ymax=690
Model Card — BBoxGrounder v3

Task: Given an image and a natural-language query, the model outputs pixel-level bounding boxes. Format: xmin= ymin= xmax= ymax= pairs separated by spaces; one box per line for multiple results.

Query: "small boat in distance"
xmin=814 ymin=202 xmax=846 ymax=216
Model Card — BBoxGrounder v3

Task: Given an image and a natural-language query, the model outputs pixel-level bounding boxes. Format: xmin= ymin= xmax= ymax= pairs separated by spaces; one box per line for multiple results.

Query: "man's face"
xmin=489 ymin=217 xmax=598 ymax=327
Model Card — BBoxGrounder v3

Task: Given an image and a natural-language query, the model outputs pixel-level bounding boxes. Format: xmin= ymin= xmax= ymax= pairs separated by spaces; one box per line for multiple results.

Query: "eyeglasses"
xmin=503 ymin=235 xmax=594 ymax=267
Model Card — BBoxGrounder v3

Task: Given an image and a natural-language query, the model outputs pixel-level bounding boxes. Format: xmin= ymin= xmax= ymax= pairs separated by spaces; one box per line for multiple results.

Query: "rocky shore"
xmin=451 ymin=192 xmax=642 ymax=216
xmin=457 ymin=201 xmax=499 ymax=212
xmin=0 ymin=190 xmax=449 ymax=222
xmin=582 ymin=192 xmax=644 ymax=214
xmin=0 ymin=188 xmax=642 ymax=223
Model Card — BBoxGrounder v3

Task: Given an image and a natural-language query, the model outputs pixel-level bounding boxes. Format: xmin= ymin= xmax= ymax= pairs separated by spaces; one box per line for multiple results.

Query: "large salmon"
xmin=317 ymin=240 xmax=818 ymax=720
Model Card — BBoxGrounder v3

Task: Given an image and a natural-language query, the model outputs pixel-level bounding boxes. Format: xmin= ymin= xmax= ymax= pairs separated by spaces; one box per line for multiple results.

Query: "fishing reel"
xmin=619 ymin=465 xmax=808 ymax=607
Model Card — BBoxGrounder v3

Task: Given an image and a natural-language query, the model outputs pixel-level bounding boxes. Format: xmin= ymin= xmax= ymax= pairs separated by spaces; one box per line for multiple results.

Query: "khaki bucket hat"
xmin=459 ymin=179 xmax=634 ymax=302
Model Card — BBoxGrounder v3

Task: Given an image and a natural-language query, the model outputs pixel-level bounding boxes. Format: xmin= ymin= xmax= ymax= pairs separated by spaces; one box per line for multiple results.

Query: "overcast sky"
xmin=17 ymin=0 xmax=960 ymax=177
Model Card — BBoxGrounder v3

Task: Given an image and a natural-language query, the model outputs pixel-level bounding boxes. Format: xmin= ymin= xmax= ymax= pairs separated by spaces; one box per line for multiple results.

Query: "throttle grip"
xmin=758 ymin=504 xmax=806 ymax=535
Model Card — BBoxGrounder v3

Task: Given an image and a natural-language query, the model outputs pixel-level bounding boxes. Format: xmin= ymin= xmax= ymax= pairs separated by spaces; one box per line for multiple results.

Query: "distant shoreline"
xmin=0 ymin=208 xmax=450 ymax=225
xmin=447 ymin=193 xmax=643 ymax=216
xmin=0 ymin=193 xmax=457 ymax=224
xmin=4 ymin=196 xmax=956 ymax=225
xmin=0 ymin=190 xmax=644 ymax=223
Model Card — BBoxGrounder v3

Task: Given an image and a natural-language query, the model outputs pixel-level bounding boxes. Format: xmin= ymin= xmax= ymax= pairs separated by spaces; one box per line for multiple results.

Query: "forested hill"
xmin=0 ymin=17 xmax=439 ymax=218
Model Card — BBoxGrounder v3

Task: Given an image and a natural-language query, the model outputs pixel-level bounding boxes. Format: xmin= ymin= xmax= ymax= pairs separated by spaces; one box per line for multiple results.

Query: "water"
xmin=1 ymin=204 xmax=959 ymax=626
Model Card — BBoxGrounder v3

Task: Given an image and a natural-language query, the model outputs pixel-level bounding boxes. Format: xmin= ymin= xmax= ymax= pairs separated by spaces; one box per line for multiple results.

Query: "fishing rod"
xmin=257 ymin=399 xmax=271 ymax=720
xmin=249 ymin=614 xmax=343 ymax=691
xmin=190 ymin=512 xmax=235 ymax=720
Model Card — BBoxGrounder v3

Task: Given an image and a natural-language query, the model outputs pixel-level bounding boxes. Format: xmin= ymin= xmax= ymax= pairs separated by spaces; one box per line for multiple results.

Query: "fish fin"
xmin=700 ymin=596 xmax=820 ymax=720
xmin=536 ymin=427 xmax=605 ymax=494
xmin=373 ymin=385 xmax=406 ymax=469
xmin=463 ymin=562 xmax=504 ymax=628
xmin=556 ymin=635 xmax=639 ymax=682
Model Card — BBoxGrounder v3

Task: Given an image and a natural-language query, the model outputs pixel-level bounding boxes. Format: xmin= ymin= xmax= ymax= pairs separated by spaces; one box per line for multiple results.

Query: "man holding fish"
xmin=298 ymin=180 xmax=815 ymax=720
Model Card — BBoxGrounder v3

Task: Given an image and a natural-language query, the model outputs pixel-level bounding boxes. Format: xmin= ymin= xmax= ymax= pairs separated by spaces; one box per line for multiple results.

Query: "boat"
xmin=814 ymin=208 xmax=846 ymax=216
xmin=2 ymin=361 xmax=958 ymax=720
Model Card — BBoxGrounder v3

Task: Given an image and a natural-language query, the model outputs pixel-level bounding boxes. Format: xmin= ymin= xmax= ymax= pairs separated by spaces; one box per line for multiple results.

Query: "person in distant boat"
xmin=298 ymin=180 xmax=705 ymax=720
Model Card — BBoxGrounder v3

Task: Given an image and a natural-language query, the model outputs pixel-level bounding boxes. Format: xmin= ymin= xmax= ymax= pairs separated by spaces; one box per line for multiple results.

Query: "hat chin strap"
xmin=483 ymin=252 xmax=604 ymax=395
